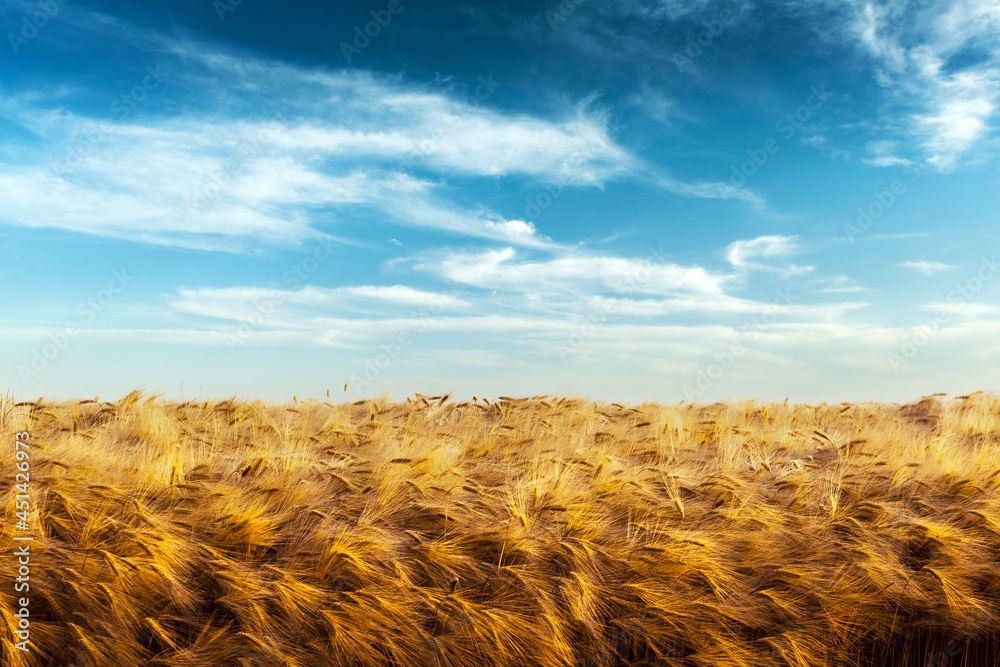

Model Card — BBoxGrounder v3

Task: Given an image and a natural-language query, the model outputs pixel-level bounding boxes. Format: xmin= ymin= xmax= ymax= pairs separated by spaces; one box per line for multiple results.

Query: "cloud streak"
xmin=0 ymin=23 xmax=760 ymax=252
xmin=800 ymin=0 xmax=1000 ymax=169
xmin=900 ymin=260 xmax=954 ymax=275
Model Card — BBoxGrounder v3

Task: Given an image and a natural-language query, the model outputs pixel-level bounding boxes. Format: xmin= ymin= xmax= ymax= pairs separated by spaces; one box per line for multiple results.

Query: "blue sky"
xmin=2 ymin=0 xmax=999 ymax=403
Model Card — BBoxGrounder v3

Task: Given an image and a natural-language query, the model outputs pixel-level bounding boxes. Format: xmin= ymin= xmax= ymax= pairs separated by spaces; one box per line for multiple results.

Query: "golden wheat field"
xmin=2 ymin=390 xmax=1000 ymax=667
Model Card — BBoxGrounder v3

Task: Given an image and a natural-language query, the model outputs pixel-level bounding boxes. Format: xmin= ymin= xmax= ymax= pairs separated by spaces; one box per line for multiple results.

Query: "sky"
xmin=1 ymin=0 xmax=999 ymax=404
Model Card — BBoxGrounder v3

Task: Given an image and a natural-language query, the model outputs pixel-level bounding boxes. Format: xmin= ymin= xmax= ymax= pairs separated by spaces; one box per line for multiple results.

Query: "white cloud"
xmin=0 ymin=29 xmax=760 ymax=250
xmin=862 ymin=156 xmax=914 ymax=167
xmin=652 ymin=174 xmax=765 ymax=208
xmin=337 ymin=285 xmax=466 ymax=307
xmin=416 ymin=247 xmax=732 ymax=296
xmin=825 ymin=0 xmax=1000 ymax=169
xmin=171 ymin=285 xmax=469 ymax=322
xmin=900 ymin=260 xmax=954 ymax=275
xmin=261 ymin=93 xmax=635 ymax=185
xmin=580 ymin=295 xmax=869 ymax=319
xmin=853 ymin=2 xmax=907 ymax=69
xmin=926 ymin=302 xmax=998 ymax=316
xmin=0 ymin=91 xmax=571 ymax=249
xmin=725 ymin=235 xmax=799 ymax=269
xmin=372 ymin=185 xmax=558 ymax=248
xmin=821 ymin=275 xmax=868 ymax=293
xmin=917 ymin=80 xmax=997 ymax=169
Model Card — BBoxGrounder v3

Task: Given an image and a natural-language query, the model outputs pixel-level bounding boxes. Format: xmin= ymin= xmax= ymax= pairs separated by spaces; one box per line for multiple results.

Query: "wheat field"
xmin=2 ymin=390 xmax=999 ymax=667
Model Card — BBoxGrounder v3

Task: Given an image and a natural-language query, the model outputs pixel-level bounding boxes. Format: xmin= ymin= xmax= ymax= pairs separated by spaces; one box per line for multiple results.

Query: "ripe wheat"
xmin=2 ymin=390 xmax=999 ymax=666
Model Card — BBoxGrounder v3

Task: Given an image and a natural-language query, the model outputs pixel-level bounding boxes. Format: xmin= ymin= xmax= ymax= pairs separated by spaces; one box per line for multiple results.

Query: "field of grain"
xmin=2 ymin=391 xmax=1000 ymax=667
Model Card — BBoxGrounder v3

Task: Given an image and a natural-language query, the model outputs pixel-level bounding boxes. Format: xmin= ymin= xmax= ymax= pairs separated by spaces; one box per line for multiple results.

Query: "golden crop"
xmin=2 ymin=390 xmax=999 ymax=666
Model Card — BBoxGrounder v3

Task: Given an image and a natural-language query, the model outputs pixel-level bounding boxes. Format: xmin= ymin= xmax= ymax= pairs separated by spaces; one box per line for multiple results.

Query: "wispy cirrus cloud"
xmin=0 ymin=14 xmax=760 ymax=252
xmin=725 ymin=234 xmax=801 ymax=270
xmin=795 ymin=0 xmax=1000 ymax=169
xmin=820 ymin=275 xmax=868 ymax=293
xmin=900 ymin=260 xmax=954 ymax=275
xmin=4 ymin=0 xmax=996 ymax=403
xmin=926 ymin=302 xmax=998 ymax=316
xmin=171 ymin=285 xmax=470 ymax=322
xmin=413 ymin=246 xmax=733 ymax=296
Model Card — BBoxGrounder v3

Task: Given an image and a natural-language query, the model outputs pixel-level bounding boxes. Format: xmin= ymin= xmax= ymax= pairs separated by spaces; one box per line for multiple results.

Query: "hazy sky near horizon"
xmin=1 ymin=0 xmax=999 ymax=403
